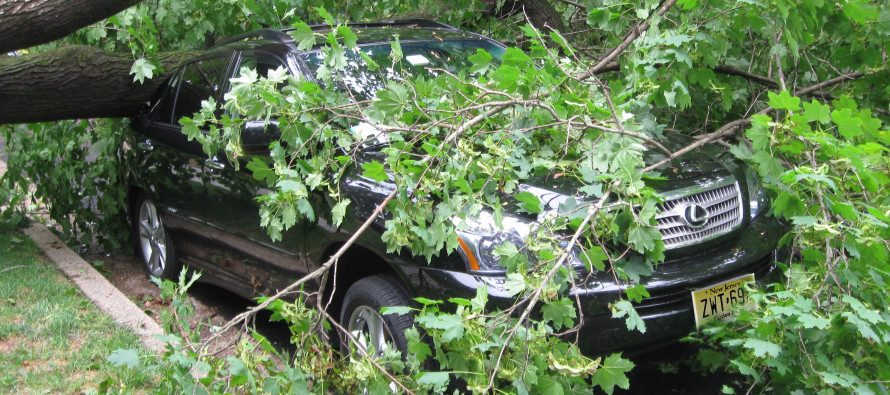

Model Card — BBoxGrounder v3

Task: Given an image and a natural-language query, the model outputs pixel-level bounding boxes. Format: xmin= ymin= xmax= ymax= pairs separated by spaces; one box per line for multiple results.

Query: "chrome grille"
xmin=655 ymin=181 xmax=743 ymax=249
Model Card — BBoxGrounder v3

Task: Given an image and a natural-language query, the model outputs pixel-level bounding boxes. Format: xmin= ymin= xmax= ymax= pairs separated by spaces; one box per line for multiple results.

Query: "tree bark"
xmin=0 ymin=0 xmax=140 ymax=53
xmin=485 ymin=0 xmax=565 ymax=32
xmin=0 ymin=46 xmax=196 ymax=124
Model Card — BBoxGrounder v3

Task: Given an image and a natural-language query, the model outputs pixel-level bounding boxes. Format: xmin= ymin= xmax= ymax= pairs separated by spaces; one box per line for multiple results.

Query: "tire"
xmin=340 ymin=274 xmax=415 ymax=359
xmin=133 ymin=194 xmax=179 ymax=279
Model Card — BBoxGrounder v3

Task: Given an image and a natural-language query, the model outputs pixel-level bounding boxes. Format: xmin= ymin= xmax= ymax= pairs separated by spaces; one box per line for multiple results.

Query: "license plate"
xmin=692 ymin=274 xmax=754 ymax=326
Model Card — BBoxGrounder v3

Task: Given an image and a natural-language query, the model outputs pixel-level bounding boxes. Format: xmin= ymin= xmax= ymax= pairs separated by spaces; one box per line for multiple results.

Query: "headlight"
xmin=745 ymin=166 xmax=770 ymax=219
xmin=454 ymin=210 xmax=586 ymax=273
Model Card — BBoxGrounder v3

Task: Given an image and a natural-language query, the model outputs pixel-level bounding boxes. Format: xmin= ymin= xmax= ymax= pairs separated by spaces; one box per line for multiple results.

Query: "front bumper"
xmin=413 ymin=213 xmax=788 ymax=356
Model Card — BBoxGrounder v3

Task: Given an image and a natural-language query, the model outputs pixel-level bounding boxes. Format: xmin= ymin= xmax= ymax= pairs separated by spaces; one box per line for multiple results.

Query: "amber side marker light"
xmin=457 ymin=237 xmax=480 ymax=271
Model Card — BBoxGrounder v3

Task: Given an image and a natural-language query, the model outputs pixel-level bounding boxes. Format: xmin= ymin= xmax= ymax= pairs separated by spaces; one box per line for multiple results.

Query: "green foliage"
xmin=695 ymin=93 xmax=890 ymax=393
xmin=0 ymin=119 xmax=130 ymax=249
xmin=402 ymin=286 xmax=632 ymax=393
xmin=109 ymin=272 xmax=322 ymax=393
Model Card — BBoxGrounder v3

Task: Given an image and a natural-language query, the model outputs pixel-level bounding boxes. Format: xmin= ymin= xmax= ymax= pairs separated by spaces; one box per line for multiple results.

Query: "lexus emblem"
xmin=682 ymin=203 xmax=710 ymax=229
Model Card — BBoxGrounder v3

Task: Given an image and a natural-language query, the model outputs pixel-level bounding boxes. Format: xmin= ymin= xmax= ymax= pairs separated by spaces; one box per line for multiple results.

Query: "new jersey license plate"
xmin=692 ymin=274 xmax=754 ymax=326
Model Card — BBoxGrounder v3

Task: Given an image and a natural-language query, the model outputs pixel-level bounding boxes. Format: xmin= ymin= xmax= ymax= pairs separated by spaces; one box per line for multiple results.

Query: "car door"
xmin=197 ymin=51 xmax=310 ymax=296
xmin=132 ymin=54 xmax=256 ymax=289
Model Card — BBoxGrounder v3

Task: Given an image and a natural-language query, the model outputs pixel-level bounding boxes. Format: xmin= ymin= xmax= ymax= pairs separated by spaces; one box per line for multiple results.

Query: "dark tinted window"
xmin=301 ymin=40 xmax=505 ymax=101
xmin=149 ymin=69 xmax=181 ymax=124
xmin=236 ymin=55 xmax=286 ymax=79
xmin=172 ymin=57 xmax=230 ymax=123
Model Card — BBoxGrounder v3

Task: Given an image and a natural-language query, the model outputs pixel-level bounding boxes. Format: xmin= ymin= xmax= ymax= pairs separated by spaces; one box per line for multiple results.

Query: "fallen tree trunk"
xmin=0 ymin=0 xmax=139 ymax=53
xmin=0 ymin=46 xmax=196 ymax=124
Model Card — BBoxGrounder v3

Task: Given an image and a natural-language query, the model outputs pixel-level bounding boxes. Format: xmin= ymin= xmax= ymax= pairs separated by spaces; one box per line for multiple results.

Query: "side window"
xmin=148 ymin=69 xmax=182 ymax=124
xmin=235 ymin=56 xmax=285 ymax=79
xmin=171 ymin=56 xmax=230 ymax=123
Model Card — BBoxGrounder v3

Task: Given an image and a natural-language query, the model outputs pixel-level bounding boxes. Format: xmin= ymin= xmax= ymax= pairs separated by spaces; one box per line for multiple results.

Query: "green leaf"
xmin=773 ymin=191 xmax=807 ymax=219
xmin=621 ymin=257 xmax=653 ymax=283
xmin=313 ymin=7 xmax=335 ymax=25
xmin=336 ymin=25 xmax=357 ymax=48
xmin=767 ymin=90 xmax=801 ymax=112
xmin=289 ymin=22 xmax=316 ymax=50
xmin=743 ymin=338 xmax=781 ymax=358
xmin=406 ymin=327 xmax=432 ymax=361
xmin=798 ymin=314 xmax=830 ymax=329
xmin=246 ymin=158 xmax=274 ymax=183
xmin=791 ymin=216 xmax=819 ymax=227
xmin=612 ymin=300 xmax=646 ymax=333
xmin=697 ymin=349 xmax=726 ymax=372
xmin=624 ymin=284 xmax=649 ymax=304
xmin=129 ymin=58 xmax=156 ymax=83
xmin=282 ymin=205 xmax=297 ymax=228
xmin=844 ymin=0 xmax=878 ymax=24
xmin=542 ymin=297 xmax=576 ymax=330
xmin=107 ymin=349 xmax=140 ymax=369
xmin=535 ymin=375 xmax=565 ymax=395
xmin=802 ymin=100 xmax=831 ymax=124
xmin=493 ymin=65 xmax=521 ymax=89
xmin=296 ymin=199 xmax=315 ymax=222
xmin=581 ymin=246 xmax=608 ymax=272
xmin=390 ymin=35 xmax=403 ymax=62
xmin=514 ymin=191 xmax=542 ymax=214
xmin=831 ymin=108 xmax=863 ymax=139
xmin=227 ymin=357 xmax=249 ymax=386
xmin=381 ymin=305 xmax=413 ymax=315
xmin=468 ymin=48 xmax=493 ymax=74
xmin=504 ymin=273 xmax=527 ymax=296
xmin=627 ymin=224 xmax=661 ymax=254
xmin=276 ymin=179 xmax=307 ymax=196
xmin=746 ymin=115 xmax=772 ymax=151
xmin=418 ymin=372 xmax=450 ymax=389
xmin=471 ymin=283 xmax=488 ymax=312
xmin=419 ymin=313 xmax=464 ymax=341
xmin=590 ymin=353 xmax=634 ymax=394
xmin=361 ymin=161 xmax=388 ymax=182
xmin=331 ymin=199 xmax=350 ymax=227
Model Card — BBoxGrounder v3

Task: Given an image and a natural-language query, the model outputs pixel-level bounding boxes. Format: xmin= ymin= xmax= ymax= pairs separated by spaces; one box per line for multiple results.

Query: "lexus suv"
xmin=125 ymin=20 xmax=786 ymax=357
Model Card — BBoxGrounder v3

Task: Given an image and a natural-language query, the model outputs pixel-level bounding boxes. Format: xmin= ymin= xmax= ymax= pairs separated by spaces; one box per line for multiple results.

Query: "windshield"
xmin=301 ymin=40 xmax=505 ymax=101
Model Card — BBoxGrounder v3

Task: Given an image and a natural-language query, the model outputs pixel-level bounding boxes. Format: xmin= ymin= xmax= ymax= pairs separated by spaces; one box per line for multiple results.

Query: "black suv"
xmin=126 ymin=20 xmax=786 ymax=357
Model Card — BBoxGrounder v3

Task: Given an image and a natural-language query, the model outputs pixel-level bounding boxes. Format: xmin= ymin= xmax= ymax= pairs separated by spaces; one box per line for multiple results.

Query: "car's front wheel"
xmin=340 ymin=274 xmax=414 ymax=359
xmin=134 ymin=194 xmax=179 ymax=279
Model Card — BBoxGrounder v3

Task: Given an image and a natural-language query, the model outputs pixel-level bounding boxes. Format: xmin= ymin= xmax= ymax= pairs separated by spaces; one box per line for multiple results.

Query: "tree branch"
xmin=644 ymin=71 xmax=867 ymax=173
xmin=585 ymin=0 xmax=679 ymax=77
xmin=0 ymin=0 xmax=139 ymax=53
xmin=713 ymin=64 xmax=778 ymax=89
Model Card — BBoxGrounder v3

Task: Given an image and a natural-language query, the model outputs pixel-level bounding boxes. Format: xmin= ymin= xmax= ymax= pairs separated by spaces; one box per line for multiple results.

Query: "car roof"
xmin=210 ymin=19 xmax=496 ymax=54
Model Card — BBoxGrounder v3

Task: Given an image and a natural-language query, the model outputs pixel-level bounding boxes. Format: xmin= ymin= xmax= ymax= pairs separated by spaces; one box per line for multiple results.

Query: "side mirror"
xmin=242 ymin=120 xmax=280 ymax=155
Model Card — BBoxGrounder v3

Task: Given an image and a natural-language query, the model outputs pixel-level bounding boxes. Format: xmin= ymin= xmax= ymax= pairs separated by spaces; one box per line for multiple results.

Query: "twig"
xmin=0 ymin=265 xmax=26 ymax=273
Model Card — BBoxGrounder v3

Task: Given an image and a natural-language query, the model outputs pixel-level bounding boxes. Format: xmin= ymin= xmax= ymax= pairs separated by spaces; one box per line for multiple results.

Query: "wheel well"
xmin=321 ymin=243 xmax=400 ymax=323
xmin=127 ymin=186 xmax=143 ymax=218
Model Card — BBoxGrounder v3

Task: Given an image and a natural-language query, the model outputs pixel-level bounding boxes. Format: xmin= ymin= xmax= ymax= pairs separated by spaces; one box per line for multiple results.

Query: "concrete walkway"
xmin=1 ymin=158 xmax=165 ymax=351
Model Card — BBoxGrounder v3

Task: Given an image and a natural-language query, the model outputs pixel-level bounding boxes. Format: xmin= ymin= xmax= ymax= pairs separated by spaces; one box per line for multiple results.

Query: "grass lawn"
xmin=0 ymin=229 xmax=152 ymax=393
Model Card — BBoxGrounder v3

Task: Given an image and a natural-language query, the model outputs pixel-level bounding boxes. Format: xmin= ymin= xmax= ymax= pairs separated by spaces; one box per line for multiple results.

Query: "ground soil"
xmin=81 ymin=249 xmax=294 ymax=355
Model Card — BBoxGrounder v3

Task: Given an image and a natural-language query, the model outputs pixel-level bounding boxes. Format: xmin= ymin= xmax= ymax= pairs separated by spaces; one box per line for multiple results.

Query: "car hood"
xmin=507 ymin=133 xmax=738 ymax=215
